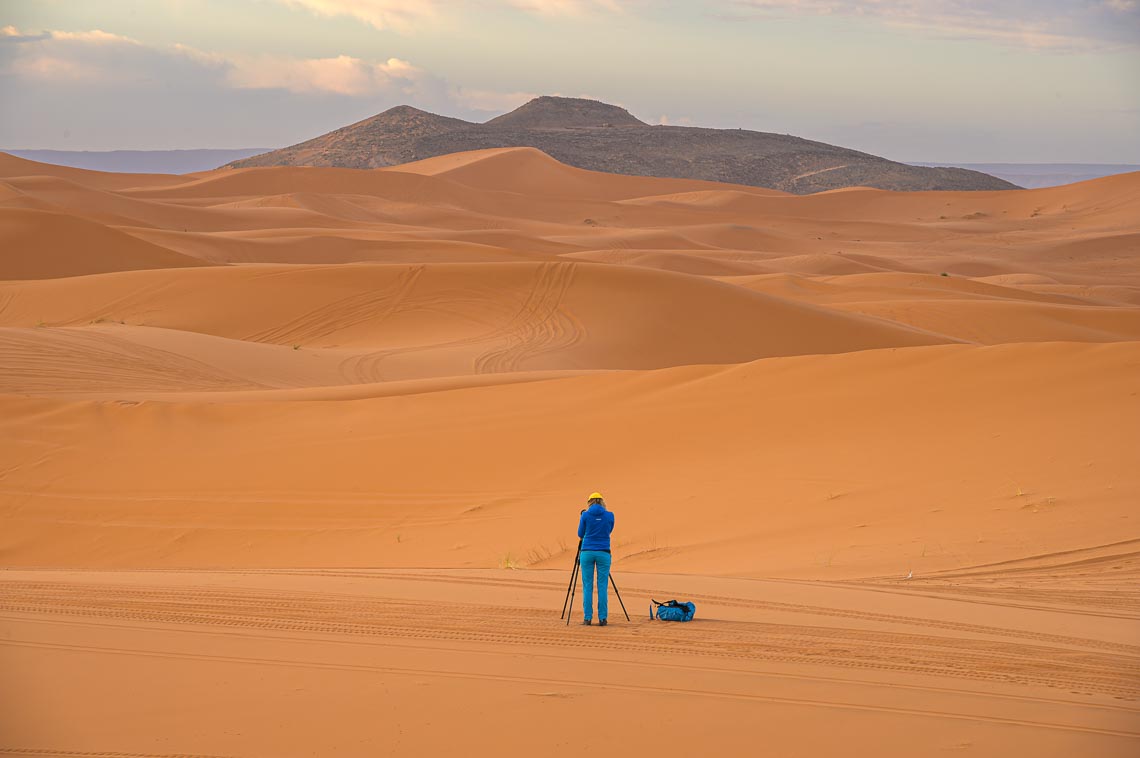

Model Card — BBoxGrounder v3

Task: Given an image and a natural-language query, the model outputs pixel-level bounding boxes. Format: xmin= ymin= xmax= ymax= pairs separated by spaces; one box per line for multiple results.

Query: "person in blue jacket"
xmin=578 ymin=492 xmax=615 ymax=626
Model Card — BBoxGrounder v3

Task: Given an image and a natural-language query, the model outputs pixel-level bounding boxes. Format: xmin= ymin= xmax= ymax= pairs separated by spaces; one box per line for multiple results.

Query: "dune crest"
xmin=1 ymin=149 xmax=1138 ymax=757
xmin=1 ymin=149 xmax=1136 ymax=566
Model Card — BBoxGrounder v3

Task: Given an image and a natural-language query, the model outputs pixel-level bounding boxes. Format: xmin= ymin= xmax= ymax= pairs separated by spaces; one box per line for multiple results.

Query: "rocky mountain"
xmin=485 ymin=97 xmax=644 ymax=129
xmin=227 ymin=96 xmax=1018 ymax=194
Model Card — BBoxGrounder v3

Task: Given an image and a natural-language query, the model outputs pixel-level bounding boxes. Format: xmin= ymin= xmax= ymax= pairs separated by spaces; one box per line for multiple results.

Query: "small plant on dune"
xmin=292 ymin=344 xmax=301 ymax=351
xmin=395 ymin=533 xmax=403 ymax=543
xmin=1006 ymin=478 xmax=1028 ymax=498
xmin=525 ymin=544 xmax=554 ymax=565
xmin=500 ymin=552 xmax=517 ymax=570
xmin=35 ymin=320 xmax=46 ymax=328
xmin=940 ymin=272 xmax=950 ymax=277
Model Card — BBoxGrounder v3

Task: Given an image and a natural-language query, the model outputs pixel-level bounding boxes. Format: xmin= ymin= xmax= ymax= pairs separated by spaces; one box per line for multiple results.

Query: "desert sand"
xmin=0 ymin=148 xmax=1137 ymax=756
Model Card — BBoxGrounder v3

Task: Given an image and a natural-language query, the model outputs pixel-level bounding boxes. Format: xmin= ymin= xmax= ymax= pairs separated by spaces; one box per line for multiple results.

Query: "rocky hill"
xmin=228 ymin=96 xmax=1018 ymax=194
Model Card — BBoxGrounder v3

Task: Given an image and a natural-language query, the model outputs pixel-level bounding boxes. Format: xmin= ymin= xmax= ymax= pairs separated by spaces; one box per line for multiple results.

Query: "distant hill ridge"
xmin=228 ymin=96 xmax=1018 ymax=194
xmin=486 ymin=96 xmax=645 ymax=128
xmin=6 ymin=148 xmax=269 ymax=174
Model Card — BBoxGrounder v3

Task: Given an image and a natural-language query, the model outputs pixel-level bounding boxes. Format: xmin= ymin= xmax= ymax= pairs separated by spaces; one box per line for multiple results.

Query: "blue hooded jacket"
xmin=578 ymin=502 xmax=615 ymax=551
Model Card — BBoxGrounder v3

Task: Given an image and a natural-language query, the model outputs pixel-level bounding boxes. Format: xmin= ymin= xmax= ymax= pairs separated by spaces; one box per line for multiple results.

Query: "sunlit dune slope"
xmin=0 ymin=149 xmax=1137 ymax=581
xmin=389 ymin=146 xmax=790 ymax=199
xmin=0 ymin=261 xmax=951 ymax=391
xmin=0 ymin=341 xmax=1135 ymax=576
xmin=0 ymin=207 xmax=207 ymax=279
xmin=0 ymin=151 xmax=188 ymax=190
xmin=730 ymin=272 xmax=1140 ymax=343
xmin=3 ymin=133 xmax=1139 ymax=758
xmin=833 ymin=300 xmax=1140 ymax=344
xmin=2 ymin=150 xmax=1137 ymax=284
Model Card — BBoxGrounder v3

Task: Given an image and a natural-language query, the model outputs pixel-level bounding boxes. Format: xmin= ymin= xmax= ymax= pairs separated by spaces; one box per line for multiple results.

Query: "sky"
xmin=1 ymin=0 xmax=1137 ymax=162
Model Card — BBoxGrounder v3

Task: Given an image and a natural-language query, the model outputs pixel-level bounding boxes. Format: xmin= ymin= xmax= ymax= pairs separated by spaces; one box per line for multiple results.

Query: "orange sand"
xmin=0 ymin=148 xmax=1137 ymax=756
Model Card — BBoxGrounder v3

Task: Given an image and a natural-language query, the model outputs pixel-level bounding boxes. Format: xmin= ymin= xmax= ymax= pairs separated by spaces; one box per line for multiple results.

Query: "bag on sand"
xmin=651 ymin=599 xmax=696 ymax=622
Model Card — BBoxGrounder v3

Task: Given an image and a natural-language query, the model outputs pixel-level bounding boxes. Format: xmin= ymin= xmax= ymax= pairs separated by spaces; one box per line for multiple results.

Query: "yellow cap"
xmin=588 ymin=492 xmax=604 ymax=501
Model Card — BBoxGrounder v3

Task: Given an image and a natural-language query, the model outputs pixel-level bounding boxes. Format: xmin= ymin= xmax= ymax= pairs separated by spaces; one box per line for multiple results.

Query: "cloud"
xmin=726 ymin=0 xmax=1140 ymax=50
xmin=224 ymin=54 xmax=424 ymax=97
xmin=508 ymin=0 xmax=624 ymax=14
xmin=271 ymin=0 xmax=629 ymax=31
xmin=1 ymin=25 xmax=50 ymax=43
xmin=0 ymin=24 xmax=530 ymax=129
xmin=48 ymin=29 xmax=140 ymax=44
xmin=1 ymin=27 xmax=156 ymax=84
xmin=2 ymin=25 xmax=428 ymax=97
xmin=267 ymin=0 xmax=1137 ymax=43
xmin=273 ymin=0 xmax=441 ymax=32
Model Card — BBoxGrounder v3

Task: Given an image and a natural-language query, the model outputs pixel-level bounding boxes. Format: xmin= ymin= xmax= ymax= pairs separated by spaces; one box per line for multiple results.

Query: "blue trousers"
xmin=580 ymin=550 xmax=611 ymax=621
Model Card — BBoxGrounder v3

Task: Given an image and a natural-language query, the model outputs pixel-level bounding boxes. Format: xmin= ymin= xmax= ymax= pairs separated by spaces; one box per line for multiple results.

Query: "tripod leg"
xmin=565 ymin=565 xmax=578 ymax=626
xmin=560 ymin=541 xmax=583 ymax=619
xmin=609 ymin=573 xmax=631 ymax=621
xmin=563 ymin=558 xmax=580 ymax=621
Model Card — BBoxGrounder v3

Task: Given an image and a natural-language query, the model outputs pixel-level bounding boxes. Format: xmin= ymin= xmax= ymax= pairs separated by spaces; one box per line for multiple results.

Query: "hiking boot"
xmin=599 ymin=619 xmax=608 ymax=626
xmin=582 ymin=619 xmax=592 ymax=626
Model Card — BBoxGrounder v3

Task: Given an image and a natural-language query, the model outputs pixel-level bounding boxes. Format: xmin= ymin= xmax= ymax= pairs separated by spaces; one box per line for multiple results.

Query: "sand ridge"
xmin=1 ymin=147 xmax=1136 ymax=579
xmin=0 ymin=149 xmax=1137 ymax=756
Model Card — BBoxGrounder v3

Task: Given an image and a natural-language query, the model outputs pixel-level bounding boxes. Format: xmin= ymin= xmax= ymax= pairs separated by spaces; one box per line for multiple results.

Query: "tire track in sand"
xmin=474 ymin=261 xmax=581 ymax=374
xmin=3 ymin=579 xmax=1137 ymax=701
xmin=0 ymin=328 xmax=260 ymax=394
xmin=227 ymin=568 xmax=1140 ymax=657
xmin=336 ymin=261 xmax=582 ymax=381
xmin=244 ymin=264 xmax=424 ymax=346
xmin=4 ymin=638 xmax=1136 ymax=740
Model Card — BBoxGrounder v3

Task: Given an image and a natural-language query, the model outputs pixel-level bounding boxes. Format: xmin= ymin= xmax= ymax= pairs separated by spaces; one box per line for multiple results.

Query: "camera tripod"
xmin=560 ymin=536 xmax=631 ymax=625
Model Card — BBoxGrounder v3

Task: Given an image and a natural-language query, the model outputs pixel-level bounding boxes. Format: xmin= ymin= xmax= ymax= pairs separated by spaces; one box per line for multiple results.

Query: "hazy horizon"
xmin=7 ymin=143 xmax=1140 ymax=189
xmin=2 ymin=1 xmax=1138 ymax=164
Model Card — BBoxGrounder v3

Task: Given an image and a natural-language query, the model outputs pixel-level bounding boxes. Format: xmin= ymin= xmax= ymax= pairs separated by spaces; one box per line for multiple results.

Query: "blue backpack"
xmin=651 ymin=599 xmax=696 ymax=622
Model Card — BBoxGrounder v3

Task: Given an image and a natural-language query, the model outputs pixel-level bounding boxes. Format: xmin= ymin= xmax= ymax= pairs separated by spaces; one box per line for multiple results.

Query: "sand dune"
xmin=833 ymin=300 xmax=1140 ymax=344
xmin=0 ymin=324 xmax=345 ymax=394
xmin=728 ymin=272 xmax=1140 ymax=342
xmin=564 ymin=248 xmax=772 ymax=275
xmin=0 ymin=339 xmax=1135 ymax=576
xmin=0 ymin=207 xmax=206 ymax=279
xmin=0 ymin=149 xmax=1135 ymax=569
xmin=391 ymin=146 xmax=790 ymax=201
xmin=0 ymin=262 xmax=951 ymax=388
xmin=1 ymin=151 xmax=1137 ymax=757
xmin=2 ymin=148 xmax=1136 ymax=285
xmin=125 ymin=227 xmax=541 ymax=265
xmin=0 ymin=151 xmax=186 ymax=190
